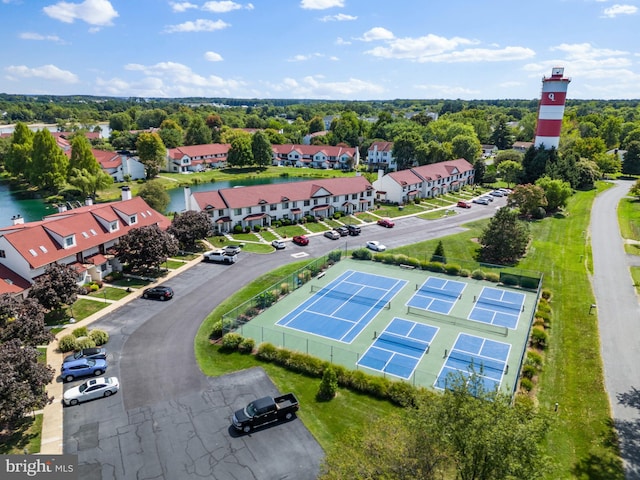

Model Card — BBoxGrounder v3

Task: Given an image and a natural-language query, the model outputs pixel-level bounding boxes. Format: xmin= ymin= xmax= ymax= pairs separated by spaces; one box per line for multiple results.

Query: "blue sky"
xmin=0 ymin=0 xmax=638 ymax=100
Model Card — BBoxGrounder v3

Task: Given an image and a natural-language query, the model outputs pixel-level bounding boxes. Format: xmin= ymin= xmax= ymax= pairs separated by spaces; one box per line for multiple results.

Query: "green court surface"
xmin=235 ymin=258 xmax=540 ymax=394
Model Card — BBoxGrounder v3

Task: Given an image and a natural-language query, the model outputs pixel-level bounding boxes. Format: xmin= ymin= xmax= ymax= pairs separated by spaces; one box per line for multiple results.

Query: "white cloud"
xmin=335 ymin=37 xmax=351 ymax=45
xmin=602 ymin=4 xmax=637 ymax=17
xmin=19 ymin=32 xmax=65 ymax=43
xmin=270 ymin=75 xmax=384 ymax=99
xmin=287 ymin=53 xmax=324 ymax=62
xmin=202 ymin=1 xmax=243 ymax=13
xmin=414 ymin=83 xmax=480 ymax=96
xmin=320 ymin=13 xmax=357 ymax=21
xmin=423 ymin=46 xmax=536 ymax=63
xmin=43 ymin=0 xmax=118 ymax=26
xmin=5 ymin=64 xmax=79 ymax=83
xmin=365 ymin=33 xmax=477 ymax=59
xmin=360 ymin=27 xmax=394 ymax=42
xmin=164 ymin=18 xmax=229 ymax=33
xmin=300 ymin=0 xmax=344 ymax=10
xmin=170 ymin=2 xmax=198 ymax=12
xmin=204 ymin=51 xmax=224 ymax=61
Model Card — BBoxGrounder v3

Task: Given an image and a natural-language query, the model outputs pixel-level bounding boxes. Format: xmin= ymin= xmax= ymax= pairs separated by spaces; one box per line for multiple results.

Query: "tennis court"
xmin=357 ymin=318 xmax=438 ymax=379
xmin=276 ymin=270 xmax=407 ymax=343
xmin=407 ymin=276 xmax=466 ymax=315
xmin=468 ymin=287 xmax=526 ymax=329
xmin=435 ymin=333 xmax=511 ymax=391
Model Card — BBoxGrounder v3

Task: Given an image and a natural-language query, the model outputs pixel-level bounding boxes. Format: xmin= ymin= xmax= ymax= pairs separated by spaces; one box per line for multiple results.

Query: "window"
xmin=129 ymin=214 xmax=137 ymax=225
xmin=218 ymin=209 xmax=224 ymax=216
xmin=283 ymin=202 xmax=289 ymax=209
xmin=261 ymin=205 xmax=266 ymax=213
xmin=64 ymin=236 xmax=76 ymax=248
xmin=82 ymin=232 xmax=89 ymax=238
xmin=313 ymin=199 xmax=318 ymax=205
xmin=304 ymin=200 xmax=310 ymax=206
xmin=333 ymin=196 xmax=338 ymax=202
xmin=245 ymin=207 xmax=251 ymax=214
xmin=234 ymin=208 xmax=241 ymax=215
xmin=110 ymin=221 xmax=119 ymax=232
xmin=291 ymin=201 xmax=297 ymax=208
xmin=0 ymin=250 xmax=4 ymax=258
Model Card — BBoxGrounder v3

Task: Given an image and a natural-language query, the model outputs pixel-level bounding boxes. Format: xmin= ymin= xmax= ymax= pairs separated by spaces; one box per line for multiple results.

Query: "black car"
xmin=64 ymin=347 xmax=107 ymax=363
xmin=347 ymin=224 xmax=361 ymax=236
xmin=142 ymin=286 xmax=174 ymax=301
xmin=336 ymin=226 xmax=349 ymax=236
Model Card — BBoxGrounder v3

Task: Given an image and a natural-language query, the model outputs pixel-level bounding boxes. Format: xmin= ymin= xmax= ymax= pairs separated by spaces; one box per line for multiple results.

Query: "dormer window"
xmin=129 ymin=214 xmax=137 ymax=225
xmin=110 ymin=221 xmax=119 ymax=232
xmin=64 ymin=235 xmax=76 ymax=248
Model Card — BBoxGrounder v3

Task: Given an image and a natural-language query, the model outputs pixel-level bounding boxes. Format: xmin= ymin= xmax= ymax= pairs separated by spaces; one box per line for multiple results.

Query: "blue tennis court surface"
xmin=435 ymin=333 xmax=511 ymax=391
xmin=406 ymin=276 xmax=466 ymax=315
xmin=468 ymin=287 xmax=525 ymax=329
xmin=277 ymin=270 xmax=407 ymax=343
xmin=357 ymin=318 xmax=438 ymax=379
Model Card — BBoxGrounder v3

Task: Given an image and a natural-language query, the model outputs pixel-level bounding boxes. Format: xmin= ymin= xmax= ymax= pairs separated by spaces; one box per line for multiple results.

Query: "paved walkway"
xmin=591 ymin=180 xmax=640 ymax=480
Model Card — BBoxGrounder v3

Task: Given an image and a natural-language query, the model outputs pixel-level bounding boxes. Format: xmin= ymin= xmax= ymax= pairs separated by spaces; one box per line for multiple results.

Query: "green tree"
xmin=425 ymin=140 xmax=452 ymax=164
xmin=574 ymin=160 xmax=600 ymax=190
xmin=479 ymin=206 xmax=530 ymax=264
xmin=0 ymin=295 xmax=51 ymax=347
xmin=158 ymin=119 xmax=184 ymax=149
xmin=629 ymin=178 xmax=640 ymax=198
xmin=330 ymin=111 xmax=363 ymax=147
xmin=136 ymin=132 xmax=166 ymax=179
xmin=30 ymin=129 xmax=68 ymax=190
xmin=308 ymin=116 xmax=326 ymax=134
xmin=393 ymin=131 xmax=427 ymax=170
xmin=114 ymin=225 xmax=179 ymax=273
xmin=431 ymin=240 xmax=446 ymax=263
xmin=473 ymin=159 xmax=486 ymax=185
xmin=507 ymin=184 xmax=547 ymax=217
xmin=136 ymin=108 xmax=168 ymax=129
xmin=535 ymin=176 xmax=573 ymax=211
xmin=68 ymin=167 xmax=113 ymax=197
xmin=185 ymin=115 xmax=212 ymax=146
xmin=622 ymin=141 xmax=640 ymax=175
xmin=138 ymin=180 xmax=170 ymax=213
xmin=572 ymin=137 xmax=606 ymax=160
xmin=593 ymin=152 xmax=621 ymax=176
xmin=316 ymin=366 xmax=338 ymax=401
xmin=600 ymin=116 xmax=622 ymax=149
xmin=251 ymin=131 xmax=273 ymax=167
xmin=493 ymin=149 xmax=523 ymax=169
xmin=5 ymin=122 xmax=34 ymax=177
xmin=109 ymin=112 xmax=133 ymax=132
xmin=69 ymin=135 xmax=99 ymax=175
xmin=521 ymin=145 xmax=552 ymax=184
xmin=451 ymin=134 xmax=482 ymax=162
xmin=227 ymin=135 xmax=253 ymax=167
xmin=489 ymin=115 xmax=514 ymax=150
xmin=167 ymin=210 xmax=212 ymax=251
xmin=206 ymin=114 xmax=223 ymax=143
xmin=498 ymin=160 xmax=522 ymax=187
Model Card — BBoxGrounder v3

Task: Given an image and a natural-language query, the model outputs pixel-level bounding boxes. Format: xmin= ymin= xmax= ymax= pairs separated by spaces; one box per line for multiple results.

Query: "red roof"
xmin=168 ymin=144 xmax=230 ymax=161
xmin=92 ymin=149 xmax=121 ymax=169
xmin=0 ymin=264 xmax=31 ymax=295
xmin=387 ymin=159 xmax=474 ymax=186
xmin=368 ymin=141 xmax=394 ymax=152
xmin=272 ymin=144 xmax=356 ymax=159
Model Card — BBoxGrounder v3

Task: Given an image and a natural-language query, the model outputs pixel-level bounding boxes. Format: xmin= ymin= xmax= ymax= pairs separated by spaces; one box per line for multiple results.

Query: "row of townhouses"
xmin=0 ymin=159 xmax=473 ymax=297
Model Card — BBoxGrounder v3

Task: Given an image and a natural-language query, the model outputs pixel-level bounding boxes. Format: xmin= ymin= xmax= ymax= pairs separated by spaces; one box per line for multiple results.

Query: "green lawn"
xmin=65 ymin=298 xmax=110 ymax=321
xmin=161 ymin=259 xmax=187 ymax=270
xmin=274 ymin=225 xmax=308 ymax=237
xmin=87 ymin=286 xmax=131 ymax=301
xmin=374 ymin=203 xmax=427 ymax=217
xmin=0 ymin=415 xmax=43 ymax=454
xmin=304 ymin=222 xmax=328 ymax=233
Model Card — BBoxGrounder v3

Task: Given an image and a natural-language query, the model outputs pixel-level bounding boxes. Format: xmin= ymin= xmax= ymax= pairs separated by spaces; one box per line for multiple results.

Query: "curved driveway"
xmin=63 ymin=200 xmax=506 ymax=479
xmin=591 ymin=180 xmax=640 ymax=480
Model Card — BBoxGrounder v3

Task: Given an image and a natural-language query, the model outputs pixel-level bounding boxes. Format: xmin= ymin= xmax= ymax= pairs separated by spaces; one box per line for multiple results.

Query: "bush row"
xmin=220 ymin=333 xmax=422 ymax=407
xmin=58 ymin=328 xmax=109 ymax=353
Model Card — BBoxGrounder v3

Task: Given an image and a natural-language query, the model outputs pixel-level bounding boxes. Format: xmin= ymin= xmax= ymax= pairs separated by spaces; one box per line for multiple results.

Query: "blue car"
xmin=61 ymin=358 xmax=107 ymax=382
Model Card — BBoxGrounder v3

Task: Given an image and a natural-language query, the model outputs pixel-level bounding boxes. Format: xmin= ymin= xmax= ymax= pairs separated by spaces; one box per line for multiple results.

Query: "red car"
xmin=457 ymin=201 xmax=472 ymax=209
xmin=377 ymin=218 xmax=395 ymax=228
xmin=292 ymin=235 xmax=309 ymax=246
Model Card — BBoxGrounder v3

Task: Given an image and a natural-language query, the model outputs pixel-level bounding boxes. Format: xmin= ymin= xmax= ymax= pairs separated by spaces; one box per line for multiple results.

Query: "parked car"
xmin=142 ymin=285 xmax=174 ymax=301
xmin=324 ymin=230 xmax=340 ymax=240
xmin=347 ymin=224 xmax=361 ymax=236
xmin=489 ymin=190 xmax=504 ymax=197
xmin=64 ymin=347 xmax=107 ymax=363
xmin=366 ymin=240 xmax=387 ymax=252
xmin=203 ymin=249 xmax=237 ymax=263
xmin=498 ymin=188 xmax=513 ymax=194
xmin=472 ymin=197 xmax=490 ymax=205
xmin=224 ymin=245 xmax=242 ymax=255
xmin=335 ymin=226 xmax=349 ymax=236
xmin=271 ymin=240 xmax=286 ymax=250
xmin=231 ymin=393 xmax=299 ymax=433
xmin=457 ymin=201 xmax=472 ymax=208
xmin=61 ymin=358 xmax=107 ymax=382
xmin=63 ymin=376 xmax=120 ymax=406
xmin=481 ymin=195 xmax=494 ymax=202
xmin=292 ymin=235 xmax=309 ymax=246
xmin=377 ymin=218 xmax=395 ymax=228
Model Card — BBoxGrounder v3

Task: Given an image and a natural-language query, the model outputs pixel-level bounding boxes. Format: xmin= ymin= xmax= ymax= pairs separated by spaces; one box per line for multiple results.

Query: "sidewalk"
xmin=39 ymin=254 xmax=205 ymax=455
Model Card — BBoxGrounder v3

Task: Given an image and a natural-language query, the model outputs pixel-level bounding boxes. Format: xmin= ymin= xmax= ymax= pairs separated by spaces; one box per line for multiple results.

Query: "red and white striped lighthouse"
xmin=534 ymin=67 xmax=571 ymax=150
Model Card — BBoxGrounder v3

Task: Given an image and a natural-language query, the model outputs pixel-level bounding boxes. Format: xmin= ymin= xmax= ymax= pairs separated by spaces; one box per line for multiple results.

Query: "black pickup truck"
xmin=231 ymin=393 xmax=299 ymax=433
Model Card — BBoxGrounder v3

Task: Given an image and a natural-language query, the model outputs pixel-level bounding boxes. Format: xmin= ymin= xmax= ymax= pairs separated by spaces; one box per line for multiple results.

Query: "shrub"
xmin=253 ymin=225 xmax=261 ymax=232
xmin=58 ymin=334 xmax=78 ymax=353
xmin=72 ymin=326 xmax=89 ymax=338
xmin=256 ymin=342 xmax=278 ymax=362
xmin=90 ymin=283 xmax=100 ymax=292
xmin=530 ymin=327 xmax=549 ymax=349
xmin=522 ymin=364 xmax=537 ymax=379
xmin=387 ymin=381 xmax=418 ymax=407
xmin=533 ymin=317 xmax=546 ymax=328
xmin=535 ymin=310 xmax=551 ymax=325
xmin=352 ymin=248 xmax=372 ymax=260
xmin=209 ymin=319 xmax=235 ymax=340
xmin=238 ymin=338 xmax=255 ymax=354
xmin=75 ymin=337 xmax=97 ymax=350
xmin=520 ymin=377 xmax=534 ymax=392
xmin=89 ymin=329 xmax=109 ymax=346
xmin=536 ymin=300 xmax=551 ymax=314
xmin=444 ymin=263 xmax=461 ymax=276
xmin=316 ymin=366 xmax=338 ymax=401
xmin=221 ymin=332 xmax=244 ymax=351
xmin=459 ymin=268 xmax=471 ymax=278
xmin=485 ymin=272 xmax=500 ymax=282
xmin=424 ymin=261 xmax=445 ymax=273
xmin=280 ymin=283 xmax=290 ymax=295
xmin=541 ymin=289 xmax=552 ymax=300
xmin=471 ymin=269 xmax=486 ymax=280
xmin=256 ymin=291 xmax=276 ymax=309
xmin=233 ymin=225 xmax=243 ymax=234
xmin=525 ymin=350 xmax=544 ymax=369
xmin=532 ymin=207 xmax=546 ymax=219
xmin=328 ymin=250 xmax=342 ymax=262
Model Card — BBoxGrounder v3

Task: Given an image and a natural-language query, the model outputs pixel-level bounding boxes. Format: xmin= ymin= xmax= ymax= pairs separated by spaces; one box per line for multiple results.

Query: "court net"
xmin=310 ymin=285 xmax=391 ymax=309
xmin=476 ymin=296 xmax=521 ymax=312
xmin=406 ymin=305 xmax=508 ymax=337
xmin=448 ymin=351 xmax=506 ymax=376
xmin=416 ymin=284 xmax=460 ymax=299
xmin=376 ymin=332 xmax=429 ymax=356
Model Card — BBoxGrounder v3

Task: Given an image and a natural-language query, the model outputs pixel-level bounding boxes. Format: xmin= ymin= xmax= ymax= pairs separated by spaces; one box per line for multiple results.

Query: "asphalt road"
xmin=591 ymin=180 xmax=640 ymax=480
xmin=63 ymin=199 xmax=507 ymax=480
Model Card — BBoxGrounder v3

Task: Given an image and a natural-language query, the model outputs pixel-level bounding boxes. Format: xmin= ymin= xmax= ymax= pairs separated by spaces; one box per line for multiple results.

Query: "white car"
xmin=271 ymin=240 xmax=286 ymax=250
xmin=366 ymin=241 xmax=386 ymax=252
xmin=63 ymin=376 xmax=120 ymax=406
